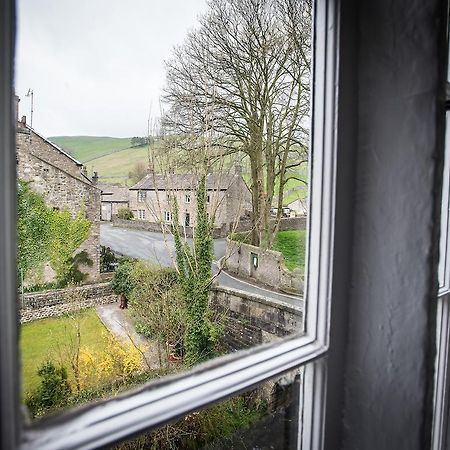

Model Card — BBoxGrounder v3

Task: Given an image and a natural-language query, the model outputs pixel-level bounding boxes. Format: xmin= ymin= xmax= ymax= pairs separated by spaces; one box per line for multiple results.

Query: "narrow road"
xmin=100 ymin=223 xmax=302 ymax=306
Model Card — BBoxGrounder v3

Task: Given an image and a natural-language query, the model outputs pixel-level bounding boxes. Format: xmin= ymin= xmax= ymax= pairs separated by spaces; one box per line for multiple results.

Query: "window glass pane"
xmin=16 ymin=0 xmax=313 ymax=425
xmin=106 ymin=366 xmax=305 ymax=450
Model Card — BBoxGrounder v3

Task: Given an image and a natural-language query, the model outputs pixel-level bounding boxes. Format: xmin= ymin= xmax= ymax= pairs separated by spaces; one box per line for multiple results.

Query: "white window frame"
xmin=185 ymin=193 xmax=191 ymax=203
xmin=432 ymin=79 xmax=450 ymax=448
xmin=137 ymin=190 xmax=146 ymax=203
xmin=0 ymin=1 xmax=340 ymax=449
xmin=138 ymin=209 xmax=145 ymax=220
xmin=164 ymin=210 xmax=172 ymax=223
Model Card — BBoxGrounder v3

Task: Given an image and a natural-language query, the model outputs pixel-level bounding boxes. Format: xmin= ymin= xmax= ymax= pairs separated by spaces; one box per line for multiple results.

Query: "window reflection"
xmin=108 ymin=368 xmax=303 ymax=450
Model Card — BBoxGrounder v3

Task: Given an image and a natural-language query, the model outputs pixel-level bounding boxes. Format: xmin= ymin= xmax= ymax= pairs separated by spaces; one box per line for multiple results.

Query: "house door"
xmin=185 ymin=213 xmax=190 ymax=227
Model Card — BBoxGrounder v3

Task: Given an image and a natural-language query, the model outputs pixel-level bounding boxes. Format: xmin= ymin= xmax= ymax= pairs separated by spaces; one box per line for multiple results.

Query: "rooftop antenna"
xmin=26 ymin=88 xmax=33 ymax=129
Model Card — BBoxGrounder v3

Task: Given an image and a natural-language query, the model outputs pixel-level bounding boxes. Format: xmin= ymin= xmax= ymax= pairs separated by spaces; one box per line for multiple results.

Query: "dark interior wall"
xmin=340 ymin=1 xmax=446 ymax=449
xmin=0 ymin=0 xmax=19 ymax=448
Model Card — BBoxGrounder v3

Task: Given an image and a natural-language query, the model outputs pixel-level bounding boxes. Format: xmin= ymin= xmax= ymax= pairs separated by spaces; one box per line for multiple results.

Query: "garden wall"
xmin=209 ymin=285 xmax=303 ymax=351
xmin=20 ymin=282 xmax=116 ymax=323
xmin=224 ymin=239 xmax=303 ymax=295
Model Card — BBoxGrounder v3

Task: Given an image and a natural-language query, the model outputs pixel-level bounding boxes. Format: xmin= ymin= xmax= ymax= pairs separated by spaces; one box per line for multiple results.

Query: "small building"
xmin=129 ymin=169 xmax=251 ymax=235
xmin=15 ymin=99 xmax=101 ymax=281
xmin=98 ymin=183 xmax=130 ymax=221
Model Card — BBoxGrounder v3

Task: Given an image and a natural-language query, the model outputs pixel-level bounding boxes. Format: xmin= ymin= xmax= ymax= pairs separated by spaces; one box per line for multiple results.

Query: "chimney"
xmin=92 ymin=171 xmax=99 ymax=184
xmin=234 ymin=164 xmax=242 ymax=175
xmin=14 ymin=95 xmax=20 ymax=123
xmin=21 ymin=115 xmax=27 ymax=125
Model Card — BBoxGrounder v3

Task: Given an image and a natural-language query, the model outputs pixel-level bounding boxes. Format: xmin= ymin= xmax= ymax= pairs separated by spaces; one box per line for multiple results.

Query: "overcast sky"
xmin=15 ymin=0 xmax=207 ymax=137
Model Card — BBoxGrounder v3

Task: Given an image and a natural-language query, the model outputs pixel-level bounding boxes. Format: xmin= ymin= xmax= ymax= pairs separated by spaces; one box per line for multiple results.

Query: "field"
xmin=20 ymin=309 xmax=113 ymax=394
xmin=48 ymin=136 xmax=134 ymax=162
xmin=272 ymin=229 xmax=307 ymax=271
xmin=86 ymin=145 xmax=151 ymax=183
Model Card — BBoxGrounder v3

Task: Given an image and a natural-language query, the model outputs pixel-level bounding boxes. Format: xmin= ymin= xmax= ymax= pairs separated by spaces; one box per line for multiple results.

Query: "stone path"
xmin=95 ymin=303 xmax=162 ymax=370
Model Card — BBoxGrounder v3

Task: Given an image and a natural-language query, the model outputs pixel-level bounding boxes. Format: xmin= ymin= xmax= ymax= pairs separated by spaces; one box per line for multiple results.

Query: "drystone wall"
xmin=20 ymin=282 xmax=116 ymax=323
xmin=209 ymin=285 xmax=303 ymax=351
xmin=224 ymin=239 xmax=303 ymax=295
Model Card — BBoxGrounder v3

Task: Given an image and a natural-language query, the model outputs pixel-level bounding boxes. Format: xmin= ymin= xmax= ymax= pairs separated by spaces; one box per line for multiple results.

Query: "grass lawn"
xmin=48 ymin=136 xmax=133 ymax=162
xmin=272 ymin=229 xmax=306 ymax=271
xmin=20 ymin=308 xmax=112 ymax=395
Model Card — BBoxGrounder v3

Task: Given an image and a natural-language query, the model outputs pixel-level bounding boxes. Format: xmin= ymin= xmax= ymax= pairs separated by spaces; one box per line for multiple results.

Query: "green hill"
xmin=48 ymin=136 xmax=134 ymax=163
xmin=86 ymin=146 xmax=151 ymax=184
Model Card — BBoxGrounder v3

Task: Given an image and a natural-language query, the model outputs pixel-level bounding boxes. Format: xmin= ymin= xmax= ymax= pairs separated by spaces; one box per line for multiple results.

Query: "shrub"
xmin=25 ymin=361 xmax=71 ymax=417
xmin=63 ymin=250 xmax=93 ymax=285
xmin=129 ymin=262 xmax=184 ymax=349
xmin=76 ymin=334 xmax=144 ymax=390
xmin=117 ymin=207 xmax=134 ymax=220
xmin=100 ymin=246 xmax=118 ymax=273
xmin=111 ymin=257 xmax=136 ymax=296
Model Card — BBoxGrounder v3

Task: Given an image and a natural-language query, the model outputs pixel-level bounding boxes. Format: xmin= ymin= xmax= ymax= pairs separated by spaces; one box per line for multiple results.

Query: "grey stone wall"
xmin=17 ymin=125 xmax=81 ymax=178
xmin=20 ymin=282 xmax=116 ymax=323
xmin=231 ymin=216 xmax=307 ymax=234
xmin=112 ymin=218 xmax=227 ymax=238
xmin=16 ymin=127 xmax=101 ymax=280
xmin=209 ymin=285 xmax=303 ymax=351
xmin=224 ymin=239 xmax=303 ymax=295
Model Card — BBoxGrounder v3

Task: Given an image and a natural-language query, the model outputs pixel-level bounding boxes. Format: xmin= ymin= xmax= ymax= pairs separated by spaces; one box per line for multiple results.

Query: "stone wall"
xmin=231 ymin=215 xmax=307 ymax=234
xmin=209 ymin=285 xmax=303 ymax=351
xmin=16 ymin=124 xmax=82 ymax=178
xmin=224 ymin=239 xmax=303 ymax=295
xmin=20 ymin=282 xmax=116 ymax=323
xmin=112 ymin=218 xmax=227 ymax=238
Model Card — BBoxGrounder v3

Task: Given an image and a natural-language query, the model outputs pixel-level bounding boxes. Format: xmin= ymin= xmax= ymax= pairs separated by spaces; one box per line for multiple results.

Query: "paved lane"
xmin=100 ymin=223 xmax=302 ymax=306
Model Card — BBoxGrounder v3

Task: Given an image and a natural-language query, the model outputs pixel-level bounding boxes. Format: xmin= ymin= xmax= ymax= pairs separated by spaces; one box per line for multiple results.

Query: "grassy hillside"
xmin=86 ymin=145 xmax=151 ymax=183
xmin=48 ymin=136 xmax=134 ymax=163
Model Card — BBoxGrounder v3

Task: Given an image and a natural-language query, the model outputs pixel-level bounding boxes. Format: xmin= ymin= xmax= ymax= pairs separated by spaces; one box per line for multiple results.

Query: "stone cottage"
xmin=129 ymin=169 xmax=251 ymax=235
xmin=15 ymin=98 xmax=101 ymax=280
xmin=97 ymin=182 xmax=130 ymax=221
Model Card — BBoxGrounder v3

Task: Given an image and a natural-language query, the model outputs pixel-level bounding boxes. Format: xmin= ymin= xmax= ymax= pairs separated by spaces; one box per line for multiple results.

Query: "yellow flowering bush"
xmin=71 ymin=333 xmax=145 ymax=391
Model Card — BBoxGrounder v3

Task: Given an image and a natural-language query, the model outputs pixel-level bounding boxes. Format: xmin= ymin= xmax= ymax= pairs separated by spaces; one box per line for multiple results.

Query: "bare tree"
xmin=163 ymin=0 xmax=311 ymax=247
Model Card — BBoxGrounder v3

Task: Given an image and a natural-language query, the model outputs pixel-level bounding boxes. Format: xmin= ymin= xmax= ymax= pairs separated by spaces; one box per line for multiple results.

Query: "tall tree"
xmin=163 ymin=0 xmax=311 ymax=247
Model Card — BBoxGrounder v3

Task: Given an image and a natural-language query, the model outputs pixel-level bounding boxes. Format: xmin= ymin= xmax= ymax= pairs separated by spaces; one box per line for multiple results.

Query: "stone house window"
xmin=137 ymin=190 xmax=147 ymax=202
xmin=138 ymin=209 xmax=145 ymax=220
xmin=164 ymin=211 xmax=172 ymax=223
xmin=185 ymin=193 xmax=191 ymax=203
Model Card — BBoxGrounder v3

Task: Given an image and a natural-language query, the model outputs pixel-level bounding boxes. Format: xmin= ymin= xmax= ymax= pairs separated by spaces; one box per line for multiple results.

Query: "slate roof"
xmin=98 ymin=184 xmax=130 ymax=202
xmin=129 ymin=173 xmax=238 ymax=191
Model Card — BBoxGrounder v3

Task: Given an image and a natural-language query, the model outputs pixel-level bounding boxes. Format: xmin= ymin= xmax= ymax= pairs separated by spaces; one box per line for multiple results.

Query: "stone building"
xmin=129 ymin=169 xmax=251 ymax=235
xmin=98 ymin=182 xmax=130 ymax=221
xmin=15 ymin=101 xmax=101 ymax=281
